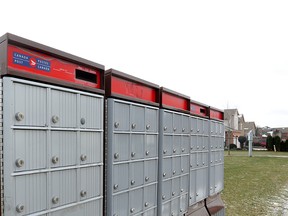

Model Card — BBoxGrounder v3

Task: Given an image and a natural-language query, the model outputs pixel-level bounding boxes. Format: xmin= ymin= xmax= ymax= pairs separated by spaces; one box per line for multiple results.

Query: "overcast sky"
xmin=1 ymin=0 xmax=288 ymax=128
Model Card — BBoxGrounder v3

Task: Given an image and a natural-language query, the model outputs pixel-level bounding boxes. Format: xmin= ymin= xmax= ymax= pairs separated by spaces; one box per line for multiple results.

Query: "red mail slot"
xmin=105 ymin=69 xmax=160 ymax=106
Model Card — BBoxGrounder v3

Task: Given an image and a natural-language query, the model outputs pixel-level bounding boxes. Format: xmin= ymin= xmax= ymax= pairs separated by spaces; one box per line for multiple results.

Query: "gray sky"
xmin=1 ymin=0 xmax=288 ymax=128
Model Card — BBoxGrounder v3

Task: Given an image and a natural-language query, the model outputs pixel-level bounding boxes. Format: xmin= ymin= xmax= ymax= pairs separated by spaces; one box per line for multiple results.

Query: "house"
xmin=224 ymin=109 xmax=242 ymax=148
xmin=243 ymin=122 xmax=256 ymax=136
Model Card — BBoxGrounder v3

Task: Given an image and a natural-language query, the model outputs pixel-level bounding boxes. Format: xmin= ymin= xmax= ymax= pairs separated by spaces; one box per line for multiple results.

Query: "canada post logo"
xmin=13 ymin=52 xmax=51 ymax=72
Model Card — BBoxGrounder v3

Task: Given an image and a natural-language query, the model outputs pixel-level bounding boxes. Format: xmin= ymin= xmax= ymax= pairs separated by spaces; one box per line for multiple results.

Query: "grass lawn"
xmin=221 ymin=150 xmax=288 ymax=215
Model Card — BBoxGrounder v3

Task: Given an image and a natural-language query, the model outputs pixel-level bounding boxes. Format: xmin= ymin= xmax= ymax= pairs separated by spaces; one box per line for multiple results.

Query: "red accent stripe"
xmin=210 ymin=109 xmax=224 ymax=120
xmin=8 ymin=45 xmax=102 ymax=89
xmin=162 ymin=92 xmax=189 ymax=111
xmin=111 ymin=76 xmax=157 ymax=103
xmin=190 ymin=102 xmax=209 ymax=117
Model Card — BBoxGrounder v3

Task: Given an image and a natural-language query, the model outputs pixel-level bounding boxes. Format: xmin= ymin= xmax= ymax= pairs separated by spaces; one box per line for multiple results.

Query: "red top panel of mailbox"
xmin=160 ymin=87 xmax=190 ymax=113
xmin=105 ymin=69 xmax=160 ymax=106
xmin=190 ymin=100 xmax=209 ymax=118
xmin=210 ymin=107 xmax=224 ymax=121
xmin=0 ymin=33 xmax=104 ymax=93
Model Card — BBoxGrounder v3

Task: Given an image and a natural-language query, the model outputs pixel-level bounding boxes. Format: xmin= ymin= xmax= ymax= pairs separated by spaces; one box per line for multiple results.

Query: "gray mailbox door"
xmin=189 ymin=116 xmax=209 ymax=206
xmin=3 ymin=77 xmax=104 ymax=216
xmin=209 ymin=120 xmax=224 ymax=196
xmin=159 ymin=109 xmax=190 ymax=216
xmin=107 ymin=98 xmax=159 ymax=216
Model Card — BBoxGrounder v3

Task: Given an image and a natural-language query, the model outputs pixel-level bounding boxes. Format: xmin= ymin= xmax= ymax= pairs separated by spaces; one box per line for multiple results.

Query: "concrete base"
xmin=185 ymin=200 xmax=209 ymax=216
xmin=206 ymin=194 xmax=225 ymax=216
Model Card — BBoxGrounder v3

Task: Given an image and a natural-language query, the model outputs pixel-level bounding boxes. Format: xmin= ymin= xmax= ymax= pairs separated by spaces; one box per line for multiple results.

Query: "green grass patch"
xmin=222 ymin=153 xmax=288 ymax=215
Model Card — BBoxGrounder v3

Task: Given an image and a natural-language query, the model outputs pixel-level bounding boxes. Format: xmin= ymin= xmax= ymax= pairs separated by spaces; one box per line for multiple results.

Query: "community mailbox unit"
xmin=0 ymin=33 xmax=105 ymax=216
xmin=158 ymin=88 xmax=190 ymax=216
xmin=105 ymin=69 xmax=160 ymax=216
xmin=189 ymin=101 xmax=210 ymax=214
xmin=206 ymin=107 xmax=225 ymax=216
xmin=0 ymin=33 xmax=225 ymax=216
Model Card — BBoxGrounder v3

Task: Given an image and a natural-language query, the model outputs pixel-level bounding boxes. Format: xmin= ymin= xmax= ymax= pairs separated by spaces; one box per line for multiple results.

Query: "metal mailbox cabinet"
xmin=158 ymin=88 xmax=190 ymax=216
xmin=188 ymin=101 xmax=210 ymax=215
xmin=0 ymin=33 xmax=105 ymax=216
xmin=207 ymin=107 xmax=225 ymax=216
xmin=105 ymin=69 xmax=160 ymax=216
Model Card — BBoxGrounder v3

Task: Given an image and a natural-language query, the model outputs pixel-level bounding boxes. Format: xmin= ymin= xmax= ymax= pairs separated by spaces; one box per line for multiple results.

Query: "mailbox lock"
xmin=16 ymin=204 xmax=24 ymax=213
xmin=203 ymin=162 xmax=205 ymax=165
xmin=145 ymin=177 xmax=150 ymax=182
xmin=114 ymin=153 xmax=119 ymax=159
xmin=113 ymin=184 xmax=118 ymax=190
xmin=197 ymin=129 xmax=200 ymax=132
xmin=164 ymin=126 xmax=167 ymax=131
xmin=163 ymin=149 xmax=167 ymax=154
xmin=182 ymin=148 xmax=185 ymax=152
xmin=80 ymin=118 xmax=86 ymax=125
xmin=171 ymin=213 xmax=175 ymax=216
xmin=173 ymin=127 xmax=177 ymax=132
xmin=162 ymin=195 xmax=166 ymax=200
xmin=130 ymin=208 xmax=135 ymax=213
xmin=131 ymin=152 xmax=136 ymax=157
xmin=210 ymin=187 xmax=213 ymax=190
xmin=190 ymin=164 xmax=193 ymax=168
xmin=131 ymin=180 xmax=135 ymax=185
xmin=131 ymin=123 xmax=136 ymax=129
xmin=197 ymin=146 xmax=199 ymax=149
xmin=15 ymin=112 xmax=24 ymax=121
xmin=203 ymin=146 xmax=205 ymax=149
xmin=196 ymin=193 xmax=199 ymax=196
xmin=52 ymin=156 xmax=59 ymax=164
xmin=80 ymin=190 xmax=87 ymax=197
xmin=145 ymin=151 xmax=149 ymax=156
xmin=191 ymin=128 xmax=193 ymax=132
xmin=15 ymin=158 xmax=24 ymax=168
xmin=197 ymin=163 xmax=199 ymax=166
xmin=52 ymin=115 xmax=59 ymax=124
xmin=182 ymin=128 xmax=185 ymax=132
xmin=80 ymin=154 xmax=87 ymax=161
xmin=146 ymin=124 xmax=150 ymax=130
xmin=145 ymin=202 xmax=149 ymax=207
xmin=181 ymin=168 xmax=184 ymax=172
xmin=52 ymin=196 xmax=59 ymax=204
xmin=114 ymin=122 xmax=119 ymax=128
xmin=173 ymin=170 xmax=176 ymax=175
xmin=172 ymin=192 xmax=175 ymax=196
xmin=181 ymin=188 xmax=184 ymax=192
xmin=173 ymin=149 xmax=176 ymax=153
xmin=190 ymin=146 xmax=193 ymax=150
xmin=211 ymin=160 xmax=213 ymax=163
xmin=180 ymin=209 xmax=184 ymax=213
xmin=163 ymin=172 xmax=166 ymax=177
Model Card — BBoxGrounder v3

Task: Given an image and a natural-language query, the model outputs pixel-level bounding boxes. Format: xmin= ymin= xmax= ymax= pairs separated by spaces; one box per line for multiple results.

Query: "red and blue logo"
xmin=13 ymin=52 xmax=51 ymax=72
